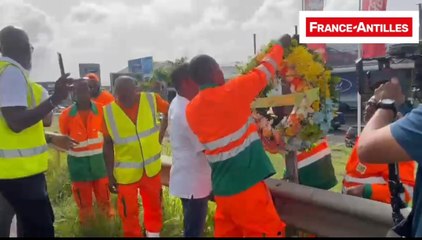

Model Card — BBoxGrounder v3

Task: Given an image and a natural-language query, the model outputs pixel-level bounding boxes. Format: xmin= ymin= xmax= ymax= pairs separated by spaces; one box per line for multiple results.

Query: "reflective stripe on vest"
xmin=263 ymin=56 xmax=278 ymax=72
xmin=255 ymin=56 xmax=277 ymax=84
xmin=73 ymin=137 xmax=103 ymax=149
xmin=403 ymin=184 xmax=414 ymax=199
xmin=203 ymin=117 xmax=255 ymax=151
xmin=344 ymin=175 xmax=386 ymax=185
xmin=114 ymin=153 xmax=161 ymax=169
xmin=298 ymin=147 xmax=331 ymax=169
xmin=0 ymin=145 xmax=48 ymax=158
xmin=0 ymin=62 xmax=48 ymax=179
xmin=68 ymin=148 xmax=103 ymax=158
xmin=344 ymin=175 xmax=414 ymax=199
xmin=104 ymin=94 xmax=159 ymax=145
xmin=104 ymin=92 xmax=162 ymax=184
xmin=206 ymin=132 xmax=260 ymax=163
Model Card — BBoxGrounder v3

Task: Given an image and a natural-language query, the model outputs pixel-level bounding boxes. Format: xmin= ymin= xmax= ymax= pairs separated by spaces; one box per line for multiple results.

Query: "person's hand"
xmin=51 ymin=73 xmax=73 ymax=105
xmin=374 ymin=77 xmax=405 ymax=106
xmin=259 ymin=131 xmax=280 ymax=154
xmin=50 ymin=134 xmax=79 ymax=151
xmin=345 ymin=185 xmax=364 ymax=197
xmin=109 ymin=176 xmax=118 ymax=194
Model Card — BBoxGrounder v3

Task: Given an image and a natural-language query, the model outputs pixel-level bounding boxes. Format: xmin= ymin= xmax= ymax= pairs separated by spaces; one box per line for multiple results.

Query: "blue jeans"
xmin=181 ymin=196 xmax=209 ymax=237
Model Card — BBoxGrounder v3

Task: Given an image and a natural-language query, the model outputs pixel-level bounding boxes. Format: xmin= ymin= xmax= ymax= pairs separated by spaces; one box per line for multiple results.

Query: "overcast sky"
xmin=0 ymin=0 xmax=420 ymax=85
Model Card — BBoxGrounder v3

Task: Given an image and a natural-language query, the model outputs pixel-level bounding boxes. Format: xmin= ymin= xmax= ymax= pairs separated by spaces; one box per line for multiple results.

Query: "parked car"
xmin=331 ymin=112 xmax=346 ymax=131
xmin=326 ymin=47 xmax=357 ymax=67
xmin=345 ymin=125 xmax=365 ymax=148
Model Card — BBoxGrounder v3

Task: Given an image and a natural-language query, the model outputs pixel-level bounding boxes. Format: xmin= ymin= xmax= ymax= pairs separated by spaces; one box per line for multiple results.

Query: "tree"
xmin=151 ymin=57 xmax=188 ymax=86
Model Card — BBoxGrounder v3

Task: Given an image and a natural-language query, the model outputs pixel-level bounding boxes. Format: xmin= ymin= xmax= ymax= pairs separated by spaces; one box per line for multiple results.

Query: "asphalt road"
xmin=327 ymin=111 xmax=357 ymax=146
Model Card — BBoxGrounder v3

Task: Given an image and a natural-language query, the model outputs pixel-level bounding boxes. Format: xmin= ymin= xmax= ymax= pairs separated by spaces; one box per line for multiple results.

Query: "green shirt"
xmin=210 ymin=140 xmax=276 ymax=196
xmin=67 ymin=153 xmax=107 ymax=182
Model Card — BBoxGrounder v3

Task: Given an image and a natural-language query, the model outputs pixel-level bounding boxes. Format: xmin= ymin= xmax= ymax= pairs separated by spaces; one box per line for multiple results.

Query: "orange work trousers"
xmin=117 ymin=174 xmax=163 ymax=237
xmin=72 ymin=177 xmax=115 ymax=224
xmin=214 ymin=181 xmax=286 ymax=237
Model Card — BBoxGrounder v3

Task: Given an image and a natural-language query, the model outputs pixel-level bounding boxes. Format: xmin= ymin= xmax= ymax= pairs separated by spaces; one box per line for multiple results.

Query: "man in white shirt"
xmin=168 ymin=64 xmax=212 ymax=237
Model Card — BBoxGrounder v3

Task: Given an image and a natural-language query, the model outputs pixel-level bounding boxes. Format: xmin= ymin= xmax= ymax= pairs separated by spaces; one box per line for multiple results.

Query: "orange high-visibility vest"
xmin=186 ymin=44 xmax=284 ymax=196
xmin=59 ymin=102 xmax=104 ymax=157
xmin=343 ymin=138 xmax=416 ymax=202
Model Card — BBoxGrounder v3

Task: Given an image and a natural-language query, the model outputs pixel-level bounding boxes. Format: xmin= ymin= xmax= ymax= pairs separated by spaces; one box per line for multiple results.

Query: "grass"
xmin=266 ymin=143 xmax=351 ymax=193
xmin=45 ymin=149 xmax=217 ymax=237
xmin=44 ymin=116 xmax=350 ymax=237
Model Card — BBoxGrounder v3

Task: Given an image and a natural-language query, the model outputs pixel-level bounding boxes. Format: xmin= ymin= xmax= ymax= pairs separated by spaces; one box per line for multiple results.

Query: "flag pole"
xmin=357 ymin=0 xmax=362 ymax=137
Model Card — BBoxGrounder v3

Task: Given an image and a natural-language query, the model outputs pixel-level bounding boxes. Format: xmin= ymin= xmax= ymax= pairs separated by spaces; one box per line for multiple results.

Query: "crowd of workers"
xmin=0 ymin=24 xmax=421 ymax=238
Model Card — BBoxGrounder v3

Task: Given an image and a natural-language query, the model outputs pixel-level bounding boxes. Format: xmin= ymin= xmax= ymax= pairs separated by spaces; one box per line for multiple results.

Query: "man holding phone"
xmin=0 ymin=25 xmax=73 ymax=237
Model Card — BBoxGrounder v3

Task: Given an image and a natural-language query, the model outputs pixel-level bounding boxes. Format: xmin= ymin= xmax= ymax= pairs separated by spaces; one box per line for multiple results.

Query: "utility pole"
xmin=357 ymin=0 xmax=362 ymax=137
xmin=253 ymin=33 xmax=257 ymax=55
xmin=418 ymin=3 xmax=422 ymax=42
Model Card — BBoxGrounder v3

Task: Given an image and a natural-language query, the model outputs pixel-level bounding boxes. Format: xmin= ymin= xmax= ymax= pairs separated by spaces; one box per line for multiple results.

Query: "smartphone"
xmin=58 ymin=52 xmax=65 ymax=76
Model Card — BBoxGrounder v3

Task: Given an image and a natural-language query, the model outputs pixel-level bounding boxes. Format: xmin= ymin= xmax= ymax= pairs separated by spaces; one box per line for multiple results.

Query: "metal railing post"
xmin=284 ymin=151 xmax=299 ymax=183
xmin=283 ymin=150 xmax=300 ymax=237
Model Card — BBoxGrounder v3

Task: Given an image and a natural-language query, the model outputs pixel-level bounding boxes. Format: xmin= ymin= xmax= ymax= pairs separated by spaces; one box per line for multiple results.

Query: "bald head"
xmin=0 ymin=26 xmax=32 ymax=70
xmin=114 ymin=76 xmax=138 ymax=105
xmin=189 ymin=54 xmax=225 ymax=86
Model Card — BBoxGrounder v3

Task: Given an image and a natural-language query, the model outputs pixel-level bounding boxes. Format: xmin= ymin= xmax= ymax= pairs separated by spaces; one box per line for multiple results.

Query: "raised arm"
xmin=358 ymin=79 xmax=415 ymax=164
xmin=41 ymin=86 xmax=53 ymax=127
xmin=1 ymin=72 xmax=73 ymax=133
xmin=227 ymin=42 xmax=284 ymax=105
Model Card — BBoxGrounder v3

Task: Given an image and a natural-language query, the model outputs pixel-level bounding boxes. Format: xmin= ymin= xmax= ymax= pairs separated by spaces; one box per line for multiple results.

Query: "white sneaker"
xmin=146 ymin=232 xmax=160 ymax=238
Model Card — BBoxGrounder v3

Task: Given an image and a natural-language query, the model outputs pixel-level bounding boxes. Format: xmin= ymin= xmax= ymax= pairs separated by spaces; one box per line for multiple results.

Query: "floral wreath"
xmin=237 ymin=35 xmax=340 ymax=153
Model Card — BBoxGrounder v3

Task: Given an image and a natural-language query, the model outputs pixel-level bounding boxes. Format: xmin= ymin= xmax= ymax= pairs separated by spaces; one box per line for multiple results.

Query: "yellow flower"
xmin=256 ymin=52 xmax=265 ymax=62
xmin=312 ymin=100 xmax=320 ymax=112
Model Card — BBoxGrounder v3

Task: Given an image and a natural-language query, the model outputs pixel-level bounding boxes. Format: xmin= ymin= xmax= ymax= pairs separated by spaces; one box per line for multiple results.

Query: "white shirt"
xmin=0 ymin=57 xmax=29 ymax=108
xmin=168 ymin=94 xmax=212 ymax=199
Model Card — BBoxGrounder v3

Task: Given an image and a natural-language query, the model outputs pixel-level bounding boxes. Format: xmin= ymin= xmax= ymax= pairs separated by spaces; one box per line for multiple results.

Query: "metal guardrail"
xmin=160 ymin=161 xmax=408 ymax=237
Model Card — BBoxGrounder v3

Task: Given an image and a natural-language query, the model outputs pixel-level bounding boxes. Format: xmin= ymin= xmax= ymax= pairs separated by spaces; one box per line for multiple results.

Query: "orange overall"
xmin=103 ymin=93 xmax=169 ymax=237
xmin=186 ymin=44 xmax=286 ymax=237
xmin=343 ymin=138 xmax=416 ymax=204
xmin=93 ymin=90 xmax=114 ymax=107
xmin=59 ymin=102 xmax=114 ymax=224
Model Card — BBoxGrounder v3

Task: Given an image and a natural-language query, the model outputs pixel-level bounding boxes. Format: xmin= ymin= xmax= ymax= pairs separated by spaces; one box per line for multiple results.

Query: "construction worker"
xmin=185 ymin=39 xmax=286 ymax=237
xmin=103 ymin=76 xmax=169 ymax=237
xmin=59 ymin=80 xmax=115 ymax=226
xmin=343 ymin=95 xmax=416 ymax=204
xmin=0 ymin=25 xmax=73 ymax=237
xmin=86 ymin=73 xmax=114 ymax=107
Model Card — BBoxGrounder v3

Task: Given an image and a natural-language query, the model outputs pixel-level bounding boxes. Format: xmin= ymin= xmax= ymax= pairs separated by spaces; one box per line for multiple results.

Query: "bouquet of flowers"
xmin=237 ymin=35 xmax=340 ymax=153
